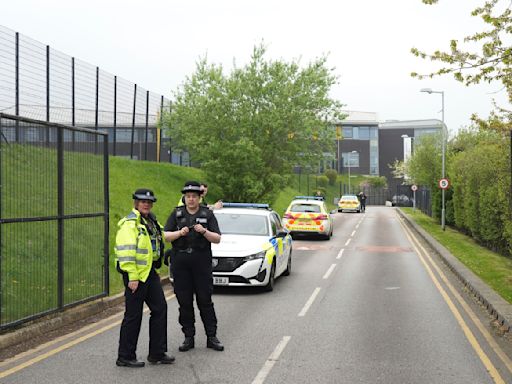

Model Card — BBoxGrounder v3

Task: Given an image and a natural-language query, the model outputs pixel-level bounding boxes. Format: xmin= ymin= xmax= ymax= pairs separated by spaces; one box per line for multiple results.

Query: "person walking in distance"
xmin=358 ymin=191 xmax=367 ymax=213
xmin=115 ymin=189 xmax=174 ymax=367
xmin=164 ymin=181 xmax=224 ymax=352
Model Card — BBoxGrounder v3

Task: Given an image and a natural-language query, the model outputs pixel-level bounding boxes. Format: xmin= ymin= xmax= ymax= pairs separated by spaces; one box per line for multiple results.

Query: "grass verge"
xmin=402 ymin=207 xmax=512 ymax=304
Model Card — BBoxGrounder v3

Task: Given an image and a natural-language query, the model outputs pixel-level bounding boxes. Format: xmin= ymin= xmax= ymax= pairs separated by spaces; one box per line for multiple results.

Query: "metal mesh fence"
xmin=0 ymin=25 xmax=171 ymax=162
xmin=0 ymin=113 xmax=109 ymax=329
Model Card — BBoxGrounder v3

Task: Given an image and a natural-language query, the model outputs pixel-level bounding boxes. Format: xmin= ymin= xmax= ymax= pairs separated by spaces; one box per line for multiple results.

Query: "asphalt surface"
xmin=1 ymin=206 xmax=512 ymax=383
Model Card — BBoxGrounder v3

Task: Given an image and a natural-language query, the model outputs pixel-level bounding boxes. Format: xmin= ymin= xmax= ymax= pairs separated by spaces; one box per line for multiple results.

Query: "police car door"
xmin=270 ymin=213 xmax=286 ymax=274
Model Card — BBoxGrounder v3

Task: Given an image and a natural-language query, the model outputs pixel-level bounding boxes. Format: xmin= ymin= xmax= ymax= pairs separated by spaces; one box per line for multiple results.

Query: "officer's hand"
xmin=194 ymin=224 xmax=207 ymax=235
xmin=180 ymin=227 xmax=190 ymax=237
xmin=128 ymin=280 xmax=139 ymax=293
xmin=213 ymin=200 xmax=223 ymax=210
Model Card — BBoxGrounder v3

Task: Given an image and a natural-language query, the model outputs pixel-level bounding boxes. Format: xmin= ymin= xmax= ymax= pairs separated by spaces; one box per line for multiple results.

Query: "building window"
xmin=343 ymin=127 xmax=353 ymax=139
xmin=358 ymin=127 xmax=370 ymax=140
xmin=342 ymin=152 xmax=359 ymax=167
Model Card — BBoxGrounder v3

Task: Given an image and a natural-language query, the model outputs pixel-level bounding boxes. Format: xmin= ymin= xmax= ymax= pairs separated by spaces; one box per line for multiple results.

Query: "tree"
xmin=413 ymin=1 xmax=512 ymax=107
xmin=162 ymin=44 xmax=344 ymax=202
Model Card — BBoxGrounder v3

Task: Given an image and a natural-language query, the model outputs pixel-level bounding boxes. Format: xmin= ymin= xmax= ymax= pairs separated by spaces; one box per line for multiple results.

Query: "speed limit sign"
xmin=411 ymin=184 xmax=418 ymax=192
xmin=438 ymin=178 xmax=450 ymax=189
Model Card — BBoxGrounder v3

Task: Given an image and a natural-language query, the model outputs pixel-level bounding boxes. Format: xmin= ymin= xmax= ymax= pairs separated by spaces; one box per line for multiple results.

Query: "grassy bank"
xmin=402 ymin=208 xmax=512 ymax=304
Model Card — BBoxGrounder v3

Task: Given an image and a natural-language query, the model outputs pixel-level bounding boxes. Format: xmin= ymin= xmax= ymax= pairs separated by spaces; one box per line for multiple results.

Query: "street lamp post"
xmin=420 ymin=88 xmax=446 ymax=231
xmin=347 ymin=150 xmax=357 ymax=194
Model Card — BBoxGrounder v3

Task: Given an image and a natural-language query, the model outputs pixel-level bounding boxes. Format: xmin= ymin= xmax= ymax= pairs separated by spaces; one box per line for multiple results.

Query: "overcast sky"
xmin=1 ymin=0 xmax=509 ymax=135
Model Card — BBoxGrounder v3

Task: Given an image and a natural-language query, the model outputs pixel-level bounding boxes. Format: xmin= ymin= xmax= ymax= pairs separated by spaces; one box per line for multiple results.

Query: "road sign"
xmin=411 ymin=184 xmax=418 ymax=192
xmin=438 ymin=178 xmax=450 ymax=190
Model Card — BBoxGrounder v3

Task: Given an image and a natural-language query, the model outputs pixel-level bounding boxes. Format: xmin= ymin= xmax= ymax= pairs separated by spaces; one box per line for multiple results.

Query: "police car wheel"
xmin=263 ymin=260 xmax=276 ymax=292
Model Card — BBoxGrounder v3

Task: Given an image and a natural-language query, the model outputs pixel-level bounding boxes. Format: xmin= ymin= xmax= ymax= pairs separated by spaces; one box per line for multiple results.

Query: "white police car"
xmin=211 ymin=203 xmax=292 ymax=291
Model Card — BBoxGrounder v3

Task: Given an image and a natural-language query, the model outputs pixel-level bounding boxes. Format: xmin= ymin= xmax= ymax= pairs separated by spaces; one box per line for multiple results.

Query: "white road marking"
xmin=298 ymin=287 xmax=321 ymax=317
xmin=251 ymin=336 xmax=291 ymax=384
xmin=345 ymin=238 xmax=351 ymax=246
xmin=323 ymin=264 xmax=337 ymax=279
xmin=351 ymin=230 xmax=356 ymax=237
xmin=385 ymin=287 xmax=400 ymax=290
xmin=336 ymin=249 xmax=344 ymax=259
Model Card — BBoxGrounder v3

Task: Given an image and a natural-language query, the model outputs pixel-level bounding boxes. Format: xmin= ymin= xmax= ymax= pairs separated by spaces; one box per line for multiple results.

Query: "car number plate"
xmin=213 ymin=276 xmax=229 ymax=285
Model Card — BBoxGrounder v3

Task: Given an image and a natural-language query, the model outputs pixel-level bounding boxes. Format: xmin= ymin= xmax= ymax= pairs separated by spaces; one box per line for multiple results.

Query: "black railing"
xmin=0 ymin=25 xmax=171 ymax=162
xmin=0 ymin=113 xmax=109 ymax=330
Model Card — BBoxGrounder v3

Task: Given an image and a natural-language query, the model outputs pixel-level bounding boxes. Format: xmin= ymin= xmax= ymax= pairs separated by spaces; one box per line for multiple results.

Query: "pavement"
xmin=0 ymin=277 xmax=169 ymax=352
xmin=1 ymin=209 xmax=511 ymax=354
xmin=397 ymin=208 xmax=512 ymax=332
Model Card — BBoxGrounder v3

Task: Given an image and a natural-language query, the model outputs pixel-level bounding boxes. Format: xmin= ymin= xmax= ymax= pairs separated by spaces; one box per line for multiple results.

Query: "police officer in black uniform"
xmin=164 ymin=181 xmax=224 ymax=352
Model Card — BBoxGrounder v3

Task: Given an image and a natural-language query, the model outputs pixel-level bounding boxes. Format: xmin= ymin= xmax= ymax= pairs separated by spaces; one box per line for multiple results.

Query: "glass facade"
xmin=342 ymin=151 xmax=359 ymax=167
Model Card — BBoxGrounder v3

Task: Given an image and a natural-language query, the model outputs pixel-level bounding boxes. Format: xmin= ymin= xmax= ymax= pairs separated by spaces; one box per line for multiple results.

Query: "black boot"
xmin=116 ymin=357 xmax=145 ymax=368
xmin=207 ymin=336 xmax=224 ymax=351
xmin=147 ymin=353 xmax=176 ymax=364
xmin=179 ymin=337 xmax=195 ymax=352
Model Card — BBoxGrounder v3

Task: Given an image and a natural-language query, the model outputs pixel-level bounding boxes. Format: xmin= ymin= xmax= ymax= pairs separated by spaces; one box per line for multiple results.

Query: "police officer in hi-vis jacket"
xmin=115 ymin=189 xmax=174 ymax=367
xmin=164 ymin=181 xmax=224 ymax=352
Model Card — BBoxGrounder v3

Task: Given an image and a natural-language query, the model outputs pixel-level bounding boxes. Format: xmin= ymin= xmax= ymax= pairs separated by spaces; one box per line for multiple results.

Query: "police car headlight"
xmin=243 ymin=251 xmax=266 ymax=262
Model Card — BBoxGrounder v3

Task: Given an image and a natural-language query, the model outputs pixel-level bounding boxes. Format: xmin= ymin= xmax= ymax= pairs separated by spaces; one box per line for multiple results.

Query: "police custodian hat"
xmin=181 ymin=181 xmax=203 ymax=195
xmin=132 ymin=188 xmax=157 ymax=202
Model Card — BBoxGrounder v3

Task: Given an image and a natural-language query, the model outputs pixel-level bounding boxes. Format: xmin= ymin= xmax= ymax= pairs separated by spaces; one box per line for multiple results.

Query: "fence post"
xmin=113 ymin=76 xmax=117 ymax=156
xmin=145 ymin=91 xmax=149 ymax=161
xmin=57 ymin=123 xmax=64 ymax=309
xmin=95 ymin=66 xmax=99 ymax=154
xmin=15 ymin=32 xmax=19 ymax=143
xmin=71 ymin=57 xmax=75 ymax=150
xmin=0 ymin=115 xmax=3 ymax=326
xmin=158 ymin=95 xmax=163 ymax=162
xmin=130 ymin=84 xmax=137 ymax=159
xmin=46 ymin=45 xmax=50 ymax=143
xmin=103 ymin=134 xmax=110 ymax=295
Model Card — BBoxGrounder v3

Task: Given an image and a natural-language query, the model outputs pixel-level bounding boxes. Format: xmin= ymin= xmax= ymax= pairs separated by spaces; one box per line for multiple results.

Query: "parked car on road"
xmin=211 ymin=203 xmax=292 ymax=291
xmin=391 ymin=194 xmax=413 ymax=207
xmin=282 ymin=196 xmax=333 ymax=239
xmin=338 ymin=194 xmax=361 ymax=213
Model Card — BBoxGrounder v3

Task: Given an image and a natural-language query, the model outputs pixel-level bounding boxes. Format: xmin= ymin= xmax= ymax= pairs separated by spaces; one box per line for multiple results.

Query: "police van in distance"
xmin=211 ymin=203 xmax=292 ymax=291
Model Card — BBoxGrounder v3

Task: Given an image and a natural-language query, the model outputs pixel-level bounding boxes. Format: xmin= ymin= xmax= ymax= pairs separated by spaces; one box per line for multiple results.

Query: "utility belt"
xmin=175 ymin=246 xmax=208 ymax=254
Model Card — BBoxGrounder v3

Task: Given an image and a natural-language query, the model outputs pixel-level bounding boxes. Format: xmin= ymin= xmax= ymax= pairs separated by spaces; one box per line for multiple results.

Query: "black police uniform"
xmin=164 ymin=205 xmax=221 ymax=339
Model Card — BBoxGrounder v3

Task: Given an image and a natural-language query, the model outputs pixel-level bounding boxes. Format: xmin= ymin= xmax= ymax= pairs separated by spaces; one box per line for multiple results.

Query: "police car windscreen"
xmin=215 ymin=213 xmax=269 ymax=236
xmin=290 ymin=204 xmax=321 ymax=213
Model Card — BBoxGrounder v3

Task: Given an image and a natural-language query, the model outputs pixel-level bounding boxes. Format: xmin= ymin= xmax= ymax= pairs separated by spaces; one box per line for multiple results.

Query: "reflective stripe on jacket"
xmin=115 ymin=209 xmax=162 ymax=282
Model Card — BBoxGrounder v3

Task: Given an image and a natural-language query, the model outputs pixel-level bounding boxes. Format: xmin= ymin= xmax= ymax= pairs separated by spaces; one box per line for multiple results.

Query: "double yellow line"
xmin=398 ymin=214 xmax=511 ymax=384
xmin=0 ymin=293 xmax=175 ymax=379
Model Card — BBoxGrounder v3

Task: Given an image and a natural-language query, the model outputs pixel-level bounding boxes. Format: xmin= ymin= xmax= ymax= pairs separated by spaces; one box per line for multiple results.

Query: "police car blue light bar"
xmin=293 ymin=195 xmax=325 ymax=201
xmin=222 ymin=202 xmax=270 ymax=209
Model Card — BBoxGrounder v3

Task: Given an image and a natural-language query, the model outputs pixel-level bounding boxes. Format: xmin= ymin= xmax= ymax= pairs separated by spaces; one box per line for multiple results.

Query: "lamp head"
xmin=420 ymin=88 xmax=433 ymax=94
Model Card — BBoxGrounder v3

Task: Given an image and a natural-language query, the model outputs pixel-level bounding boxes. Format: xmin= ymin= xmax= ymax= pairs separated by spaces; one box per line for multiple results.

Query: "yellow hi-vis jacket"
xmin=115 ymin=209 xmax=163 ymax=282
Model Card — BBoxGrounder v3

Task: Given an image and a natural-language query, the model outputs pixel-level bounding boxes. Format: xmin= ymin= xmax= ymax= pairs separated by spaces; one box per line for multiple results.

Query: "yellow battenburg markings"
xmin=398 ymin=215 xmax=506 ymax=384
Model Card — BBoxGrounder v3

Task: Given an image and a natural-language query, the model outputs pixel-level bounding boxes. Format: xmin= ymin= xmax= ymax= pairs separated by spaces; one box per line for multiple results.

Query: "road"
xmin=1 ymin=207 xmax=512 ymax=383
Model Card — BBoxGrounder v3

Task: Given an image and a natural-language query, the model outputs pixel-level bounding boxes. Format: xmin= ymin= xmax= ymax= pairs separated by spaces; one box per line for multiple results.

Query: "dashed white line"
xmin=251 ymin=336 xmax=291 ymax=384
xmin=345 ymin=238 xmax=351 ymax=246
xmin=298 ymin=287 xmax=321 ymax=317
xmin=351 ymin=230 xmax=356 ymax=237
xmin=323 ymin=263 xmax=337 ymax=279
xmin=336 ymin=248 xmax=344 ymax=259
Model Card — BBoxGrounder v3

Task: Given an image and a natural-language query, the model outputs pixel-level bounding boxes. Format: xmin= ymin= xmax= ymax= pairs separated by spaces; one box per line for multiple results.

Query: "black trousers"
xmin=171 ymin=249 xmax=217 ymax=337
xmin=118 ymin=268 xmax=168 ymax=360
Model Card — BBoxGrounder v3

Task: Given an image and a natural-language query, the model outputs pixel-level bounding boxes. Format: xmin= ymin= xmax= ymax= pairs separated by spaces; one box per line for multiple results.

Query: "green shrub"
xmin=324 ymin=169 xmax=338 ymax=185
xmin=316 ymin=175 xmax=329 ymax=188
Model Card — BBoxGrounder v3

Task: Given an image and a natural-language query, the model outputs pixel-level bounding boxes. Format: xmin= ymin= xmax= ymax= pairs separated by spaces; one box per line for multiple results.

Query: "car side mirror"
xmin=276 ymin=230 xmax=288 ymax=238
